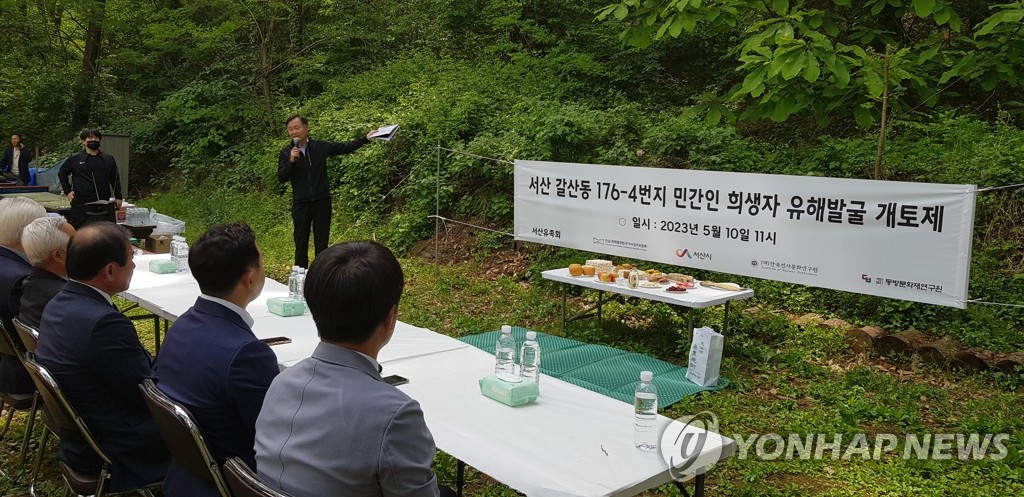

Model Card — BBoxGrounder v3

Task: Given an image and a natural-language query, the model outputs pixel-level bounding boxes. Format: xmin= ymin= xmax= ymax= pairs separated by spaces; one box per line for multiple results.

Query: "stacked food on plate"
xmin=563 ymin=259 xmax=714 ymax=292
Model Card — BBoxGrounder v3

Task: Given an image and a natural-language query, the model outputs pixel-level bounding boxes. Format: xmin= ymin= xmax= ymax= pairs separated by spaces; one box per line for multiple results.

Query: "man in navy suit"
xmin=18 ymin=216 xmax=76 ymax=328
xmin=255 ymin=241 xmax=454 ymax=497
xmin=0 ymin=197 xmax=46 ymax=395
xmin=157 ymin=222 xmax=279 ymax=497
xmin=36 ymin=222 xmax=169 ymax=492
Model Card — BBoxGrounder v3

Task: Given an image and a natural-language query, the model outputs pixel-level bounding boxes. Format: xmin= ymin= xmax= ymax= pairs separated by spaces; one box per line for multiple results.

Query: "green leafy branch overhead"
xmin=597 ymin=0 xmax=1024 ymax=127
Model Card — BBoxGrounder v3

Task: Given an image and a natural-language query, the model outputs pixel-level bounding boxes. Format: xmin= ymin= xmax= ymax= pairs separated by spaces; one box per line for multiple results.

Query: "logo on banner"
xmin=862 ymin=274 xmax=872 ymax=283
xmin=661 ymin=411 xmax=723 ymax=482
xmin=676 ymin=248 xmax=712 ymax=260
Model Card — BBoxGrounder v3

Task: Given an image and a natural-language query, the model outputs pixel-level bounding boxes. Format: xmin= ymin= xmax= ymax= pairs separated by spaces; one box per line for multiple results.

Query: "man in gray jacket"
xmin=255 ymin=241 xmax=453 ymax=497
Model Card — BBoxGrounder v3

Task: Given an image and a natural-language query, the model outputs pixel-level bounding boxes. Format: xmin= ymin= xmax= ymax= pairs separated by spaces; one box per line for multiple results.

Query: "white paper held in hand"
xmin=370 ymin=124 xmax=400 ymax=141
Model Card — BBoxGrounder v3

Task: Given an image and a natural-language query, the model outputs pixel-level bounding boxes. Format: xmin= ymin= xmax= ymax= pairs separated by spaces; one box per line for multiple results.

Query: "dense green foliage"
xmin=1 ymin=0 xmax=1023 ymax=348
xmin=1 ymin=3 xmax=1023 ymax=492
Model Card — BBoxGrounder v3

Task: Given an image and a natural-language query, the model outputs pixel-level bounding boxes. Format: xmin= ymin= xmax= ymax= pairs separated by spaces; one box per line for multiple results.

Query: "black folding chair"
xmin=0 ymin=321 xmax=40 ymax=470
xmin=223 ymin=457 xmax=295 ymax=497
xmin=138 ymin=378 xmax=231 ymax=497
xmin=21 ymin=352 xmax=156 ymax=497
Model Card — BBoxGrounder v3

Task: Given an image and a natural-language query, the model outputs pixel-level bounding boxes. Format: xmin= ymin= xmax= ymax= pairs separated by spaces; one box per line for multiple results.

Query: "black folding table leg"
xmin=561 ymin=284 xmax=567 ymax=331
xmin=456 ymin=459 xmax=465 ymax=497
xmin=673 ymin=473 xmax=705 ymax=497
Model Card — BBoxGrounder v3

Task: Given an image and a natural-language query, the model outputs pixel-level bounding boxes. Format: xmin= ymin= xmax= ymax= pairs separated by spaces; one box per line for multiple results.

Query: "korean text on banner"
xmin=513 ymin=160 xmax=975 ymax=308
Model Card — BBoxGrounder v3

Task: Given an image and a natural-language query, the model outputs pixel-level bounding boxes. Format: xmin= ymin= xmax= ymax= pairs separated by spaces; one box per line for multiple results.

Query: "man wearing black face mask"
xmin=59 ymin=129 xmax=123 ymax=229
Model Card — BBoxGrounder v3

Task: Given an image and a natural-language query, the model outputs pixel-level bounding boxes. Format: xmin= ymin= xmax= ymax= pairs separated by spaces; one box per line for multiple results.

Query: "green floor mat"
xmin=459 ymin=327 xmax=728 ymax=409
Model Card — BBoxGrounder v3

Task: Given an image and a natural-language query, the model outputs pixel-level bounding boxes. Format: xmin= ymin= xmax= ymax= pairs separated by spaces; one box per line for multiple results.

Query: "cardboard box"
xmin=146 ymin=234 xmax=172 ymax=254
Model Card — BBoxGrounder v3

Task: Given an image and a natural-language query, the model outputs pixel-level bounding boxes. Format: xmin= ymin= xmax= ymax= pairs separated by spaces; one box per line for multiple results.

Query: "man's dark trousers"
xmin=291 ymin=197 xmax=331 ymax=268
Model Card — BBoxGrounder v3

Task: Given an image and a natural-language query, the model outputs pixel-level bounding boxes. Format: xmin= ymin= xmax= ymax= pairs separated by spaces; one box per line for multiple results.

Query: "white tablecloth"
xmin=386 ymin=346 xmax=736 ymax=497
xmin=120 ymin=258 xmax=734 ymax=496
xmin=542 ymin=269 xmax=754 ymax=309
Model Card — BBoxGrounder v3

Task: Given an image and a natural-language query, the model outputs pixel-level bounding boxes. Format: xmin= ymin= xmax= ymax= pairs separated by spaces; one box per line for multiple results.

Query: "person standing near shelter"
xmin=36 ymin=222 xmax=169 ymax=492
xmin=255 ymin=241 xmax=455 ymax=497
xmin=18 ymin=216 xmax=76 ymax=328
xmin=278 ymin=115 xmax=376 ymax=268
xmin=0 ymin=197 xmax=47 ymax=396
xmin=1 ymin=134 xmax=33 ymax=185
xmin=156 ymin=222 xmax=279 ymax=497
xmin=59 ymin=129 xmax=123 ymax=229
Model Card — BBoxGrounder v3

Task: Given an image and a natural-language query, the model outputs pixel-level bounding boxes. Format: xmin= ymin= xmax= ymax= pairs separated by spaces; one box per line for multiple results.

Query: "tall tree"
xmin=74 ymin=0 xmax=107 ymax=127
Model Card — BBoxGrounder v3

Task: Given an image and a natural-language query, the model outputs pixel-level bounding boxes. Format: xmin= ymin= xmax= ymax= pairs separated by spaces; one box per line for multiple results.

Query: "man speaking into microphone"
xmin=278 ymin=115 xmax=376 ymax=268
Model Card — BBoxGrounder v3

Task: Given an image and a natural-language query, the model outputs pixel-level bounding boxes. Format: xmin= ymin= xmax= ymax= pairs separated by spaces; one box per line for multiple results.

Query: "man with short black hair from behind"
xmin=255 ymin=241 xmax=455 ymax=497
xmin=36 ymin=222 xmax=169 ymax=492
xmin=18 ymin=216 xmax=76 ymax=328
xmin=157 ymin=222 xmax=279 ymax=497
xmin=58 ymin=128 xmax=123 ymax=229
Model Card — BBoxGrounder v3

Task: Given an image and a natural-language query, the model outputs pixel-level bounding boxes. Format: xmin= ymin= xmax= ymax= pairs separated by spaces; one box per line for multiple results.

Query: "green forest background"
xmin=2 ymin=1 xmax=1024 ymax=495
xmin=5 ymin=0 xmax=1021 ymax=350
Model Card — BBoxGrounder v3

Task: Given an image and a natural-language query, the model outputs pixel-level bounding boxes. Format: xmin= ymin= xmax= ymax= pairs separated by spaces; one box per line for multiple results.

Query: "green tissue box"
xmin=479 ymin=374 xmax=538 ymax=406
xmin=148 ymin=260 xmax=178 ymax=274
xmin=267 ymin=297 xmax=306 ymax=317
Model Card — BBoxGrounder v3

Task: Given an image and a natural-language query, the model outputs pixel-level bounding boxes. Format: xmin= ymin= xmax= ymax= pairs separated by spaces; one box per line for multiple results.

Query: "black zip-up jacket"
xmin=58 ymin=151 xmax=122 ymax=204
xmin=277 ymin=137 xmax=369 ymax=204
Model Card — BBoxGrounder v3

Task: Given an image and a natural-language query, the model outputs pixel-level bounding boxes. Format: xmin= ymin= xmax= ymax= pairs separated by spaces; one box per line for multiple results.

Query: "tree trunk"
xmin=845 ymin=325 xmax=883 ymax=354
xmin=289 ymin=0 xmax=304 ymax=55
xmin=73 ymin=0 xmax=107 ymax=127
xmin=873 ymin=46 xmax=890 ymax=180
xmin=260 ymin=16 xmax=276 ymax=128
xmin=874 ymin=329 xmax=929 ymax=358
xmin=949 ymin=348 xmax=994 ymax=373
xmin=918 ymin=336 xmax=960 ymax=367
xmin=993 ymin=352 xmax=1024 ymax=376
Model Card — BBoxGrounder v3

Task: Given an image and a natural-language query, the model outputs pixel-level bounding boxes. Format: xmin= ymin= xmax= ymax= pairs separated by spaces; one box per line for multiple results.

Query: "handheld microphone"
xmin=292 ymin=137 xmax=299 ymax=147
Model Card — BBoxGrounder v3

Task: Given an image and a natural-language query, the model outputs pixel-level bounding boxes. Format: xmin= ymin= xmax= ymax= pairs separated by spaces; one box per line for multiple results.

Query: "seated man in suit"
xmin=0 ymin=197 xmax=47 ymax=396
xmin=18 ymin=216 xmax=76 ymax=328
xmin=156 ymin=222 xmax=279 ymax=497
xmin=255 ymin=241 xmax=453 ymax=497
xmin=36 ymin=222 xmax=169 ymax=491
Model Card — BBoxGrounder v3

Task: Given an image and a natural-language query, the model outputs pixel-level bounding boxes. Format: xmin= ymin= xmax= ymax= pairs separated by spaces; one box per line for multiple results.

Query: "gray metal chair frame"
xmin=12 ymin=317 xmax=39 ymax=353
xmin=223 ymin=457 xmax=296 ymax=497
xmin=138 ymin=378 xmax=232 ymax=497
xmin=21 ymin=352 xmax=155 ymax=497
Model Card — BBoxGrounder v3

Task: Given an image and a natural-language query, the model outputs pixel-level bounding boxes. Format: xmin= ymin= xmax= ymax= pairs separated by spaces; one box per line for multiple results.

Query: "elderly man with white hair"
xmin=18 ymin=216 xmax=76 ymax=328
xmin=0 ymin=196 xmax=47 ymax=395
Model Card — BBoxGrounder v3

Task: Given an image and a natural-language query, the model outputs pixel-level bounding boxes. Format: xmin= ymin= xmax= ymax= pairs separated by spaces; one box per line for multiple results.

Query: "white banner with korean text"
xmin=514 ymin=160 xmax=976 ymax=308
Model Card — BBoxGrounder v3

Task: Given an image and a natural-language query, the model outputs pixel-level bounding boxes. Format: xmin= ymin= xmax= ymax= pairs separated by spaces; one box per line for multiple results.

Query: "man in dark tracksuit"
xmin=278 ymin=115 xmax=374 ymax=268
xmin=58 ymin=128 xmax=123 ymax=229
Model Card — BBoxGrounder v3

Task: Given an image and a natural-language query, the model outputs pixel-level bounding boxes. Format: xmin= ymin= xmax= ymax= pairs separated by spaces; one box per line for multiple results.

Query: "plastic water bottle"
xmin=634 ymin=371 xmax=658 ymax=451
xmin=288 ymin=266 xmax=299 ymax=298
xmin=519 ymin=331 xmax=541 ymax=386
xmin=170 ymin=236 xmax=181 ymax=266
xmin=175 ymin=236 xmax=189 ymax=272
xmin=494 ymin=325 xmax=518 ymax=381
xmin=295 ymin=268 xmax=306 ymax=301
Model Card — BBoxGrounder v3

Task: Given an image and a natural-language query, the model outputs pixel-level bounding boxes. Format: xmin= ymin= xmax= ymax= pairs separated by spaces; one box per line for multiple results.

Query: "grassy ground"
xmin=0 ymin=191 xmax=1021 ymax=496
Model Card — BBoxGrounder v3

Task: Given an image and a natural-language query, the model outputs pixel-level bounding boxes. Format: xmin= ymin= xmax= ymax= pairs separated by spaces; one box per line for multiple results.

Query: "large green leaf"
xmin=803 ymin=54 xmax=821 ymax=83
xmin=854 ymin=105 xmax=875 ymax=128
xmin=772 ymin=0 xmax=788 ymax=16
xmin=863 ymin=68 xmax=884 ymax=98
xmin=912 ymin=0 xmax=936 ymax=17
xmin=782 ymin=50 xmax=807 ymax=80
